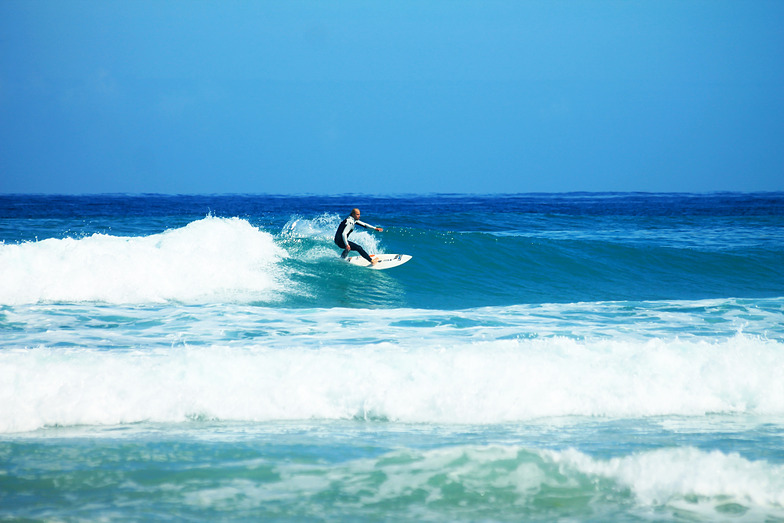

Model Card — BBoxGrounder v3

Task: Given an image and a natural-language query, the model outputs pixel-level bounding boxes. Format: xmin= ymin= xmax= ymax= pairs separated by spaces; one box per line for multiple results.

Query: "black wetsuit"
xmin=334 ymin=215 xmax=375 ymax=262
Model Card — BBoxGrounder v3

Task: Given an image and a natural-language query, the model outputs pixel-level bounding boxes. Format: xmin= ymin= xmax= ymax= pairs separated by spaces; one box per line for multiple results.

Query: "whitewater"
xmin=1 ymin=193 xmax=783 ymax=521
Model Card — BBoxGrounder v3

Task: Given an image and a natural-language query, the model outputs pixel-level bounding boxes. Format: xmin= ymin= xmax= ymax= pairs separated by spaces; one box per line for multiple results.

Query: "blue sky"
xmin=1 ymin=0 xmax=782 ymax=194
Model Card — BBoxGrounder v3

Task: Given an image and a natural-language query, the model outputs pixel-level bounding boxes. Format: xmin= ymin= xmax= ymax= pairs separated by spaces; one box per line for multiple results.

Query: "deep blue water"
xmin=1 ymin=193 xmax=783 ymax=521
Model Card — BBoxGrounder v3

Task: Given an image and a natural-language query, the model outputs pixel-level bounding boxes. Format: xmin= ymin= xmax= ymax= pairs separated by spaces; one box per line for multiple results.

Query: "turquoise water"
xmin=1 ymin=193 xmax=783 ymax=521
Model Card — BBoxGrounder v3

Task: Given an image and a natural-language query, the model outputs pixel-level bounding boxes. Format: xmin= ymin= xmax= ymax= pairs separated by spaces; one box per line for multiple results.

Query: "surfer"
xmin=335 ymin=208 xmax=383 ymax=266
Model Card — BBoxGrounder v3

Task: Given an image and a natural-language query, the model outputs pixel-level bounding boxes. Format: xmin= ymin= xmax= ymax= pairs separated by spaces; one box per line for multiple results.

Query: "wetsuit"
xmin=334 ymin=215 xmax=376 ymax=262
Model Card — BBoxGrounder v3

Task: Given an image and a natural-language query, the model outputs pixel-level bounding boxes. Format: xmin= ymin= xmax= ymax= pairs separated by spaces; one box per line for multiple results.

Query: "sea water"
xmin=1 ymin=193 xmax=783 ymax=521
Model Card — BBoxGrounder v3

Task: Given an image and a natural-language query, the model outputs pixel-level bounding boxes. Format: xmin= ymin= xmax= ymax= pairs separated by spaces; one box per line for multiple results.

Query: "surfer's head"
xmin=351 ymin=208 xmax=360 ymax=219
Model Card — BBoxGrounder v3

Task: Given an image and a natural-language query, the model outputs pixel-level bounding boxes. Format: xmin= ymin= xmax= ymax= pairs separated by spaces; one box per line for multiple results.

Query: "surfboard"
xmin=343 ymin=253 xmax=412 ymax=270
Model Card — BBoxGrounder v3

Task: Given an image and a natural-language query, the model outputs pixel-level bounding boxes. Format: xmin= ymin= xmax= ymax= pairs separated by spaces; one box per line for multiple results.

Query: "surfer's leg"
xmin=349 ymin=241 xmax=373 ymax=263
xmin=335 ymin=238 xmax=350 ymax=258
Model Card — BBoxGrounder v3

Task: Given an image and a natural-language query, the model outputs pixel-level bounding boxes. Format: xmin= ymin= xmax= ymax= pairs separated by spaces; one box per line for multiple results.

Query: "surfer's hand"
xmin=376 ymin=227 xmax=383 ymax=232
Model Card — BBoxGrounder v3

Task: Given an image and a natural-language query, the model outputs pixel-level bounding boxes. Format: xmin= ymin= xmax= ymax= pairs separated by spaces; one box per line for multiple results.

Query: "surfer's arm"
xmin=356 ymin=220 xmax=383 ymax=232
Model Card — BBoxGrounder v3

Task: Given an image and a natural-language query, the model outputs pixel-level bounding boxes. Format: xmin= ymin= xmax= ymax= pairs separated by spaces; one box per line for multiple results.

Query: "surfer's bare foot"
xmin=371 ymin=257 xmax=379 ymax=266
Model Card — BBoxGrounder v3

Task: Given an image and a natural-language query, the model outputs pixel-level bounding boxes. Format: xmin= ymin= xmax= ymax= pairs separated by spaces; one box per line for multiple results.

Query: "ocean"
xmin=1 ymin=193 xmax=783 ymax=521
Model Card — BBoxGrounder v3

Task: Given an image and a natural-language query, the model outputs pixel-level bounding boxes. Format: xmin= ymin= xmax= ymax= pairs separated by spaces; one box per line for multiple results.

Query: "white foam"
xmin=2 ymin=334 xmax=783 ymax=433
xmin=0 ymin=217 xmax=289 ymax=305
xmin=548 ymin=446 xmax=784 ymax=514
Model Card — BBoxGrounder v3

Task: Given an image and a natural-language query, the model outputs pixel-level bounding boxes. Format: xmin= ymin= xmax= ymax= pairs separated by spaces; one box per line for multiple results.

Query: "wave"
xmin=3 ymin=212 xmax=783 ymax=307
xmin=187 ymin=445 xmax=784 ymax=521
xmin=274 ymin=214 xmax=784 ymax=306
xmin=0 ymin=217 xmax=289 ymax=305
xmin=3 ymin=334 xmax=783 ymax=433
xmin=6 ymin=434 xmax=782 ymax=520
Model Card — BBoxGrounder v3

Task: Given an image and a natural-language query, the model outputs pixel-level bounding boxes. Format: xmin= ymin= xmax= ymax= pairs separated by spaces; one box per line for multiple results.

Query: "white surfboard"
xmin=343 ymin=253 xmax=412 ymax=270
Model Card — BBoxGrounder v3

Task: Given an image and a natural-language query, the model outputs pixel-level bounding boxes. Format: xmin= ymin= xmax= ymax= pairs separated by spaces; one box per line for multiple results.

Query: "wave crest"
xmin=0 ymin=217 xmax=289 ymax=305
